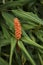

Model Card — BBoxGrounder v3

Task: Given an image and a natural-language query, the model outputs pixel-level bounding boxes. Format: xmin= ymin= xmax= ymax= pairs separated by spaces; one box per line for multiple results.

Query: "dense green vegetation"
xmin=0 ymin=0 xmax=43 ymax=65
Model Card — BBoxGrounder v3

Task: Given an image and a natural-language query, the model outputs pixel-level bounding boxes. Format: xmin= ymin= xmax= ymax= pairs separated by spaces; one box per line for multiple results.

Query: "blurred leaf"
xmin=38 ymin=52 xmax=43 ymax=65
xmin=21 ymin=18 xmax=37 ymax=26
xmin=0 ymin=38 xmax=10 ymax=47
xmin=0 ymin=1 xmax=22 ymax=11
xmin=2 ymin=11 xmax=14 ymax=31
xmin=22 ymin=24 xmax=36 ymax=30
xmin=39 ymin=49 xmax=43 ymax=54
xmin=21 ymin=29 xmax=43 ymax=49
xmin=0 ymin=0 xmax=29 ymax=11
xmin=1 ymin=23 xmax=11 ymax=39
xmin=12 ymin=9 xmax=43 ymax=25
xmin=18 ymin=41 xmax=36 ymax=65
xmin=29 ymin=32 xmax=36 ymax=41
xmin=9 ymin=38 xmax=16 ymax=65
xmin=35 ymin=30 xmax=43 ymax=42
xmin=0 ymin=57 xmax=8 ymax=65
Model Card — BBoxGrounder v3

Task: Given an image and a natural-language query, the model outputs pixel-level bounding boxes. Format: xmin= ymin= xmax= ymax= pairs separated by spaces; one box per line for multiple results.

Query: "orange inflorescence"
xmin=14 ymin=18 xmax=22 ymax=40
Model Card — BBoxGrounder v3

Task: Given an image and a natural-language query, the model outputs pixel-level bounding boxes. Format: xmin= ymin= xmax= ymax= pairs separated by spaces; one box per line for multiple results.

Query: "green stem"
xmin=9 ymin=45 xmax=14 ymax=65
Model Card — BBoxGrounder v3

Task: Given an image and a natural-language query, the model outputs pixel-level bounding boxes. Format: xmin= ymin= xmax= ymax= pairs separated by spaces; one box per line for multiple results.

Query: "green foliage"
xmin=0 ymin=0 xmax=43 ymax=65
xmin=0 ymin=57 xmax=9 ymax=65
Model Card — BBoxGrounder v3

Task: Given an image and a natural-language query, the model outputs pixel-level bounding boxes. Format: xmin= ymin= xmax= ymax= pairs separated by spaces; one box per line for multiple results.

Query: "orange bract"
xmin=14 ymin=18 xmax=22 ymax=40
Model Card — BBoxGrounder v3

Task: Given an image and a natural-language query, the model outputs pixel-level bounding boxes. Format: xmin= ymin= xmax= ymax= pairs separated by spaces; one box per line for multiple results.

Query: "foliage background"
xmin=0 ymin=0 xmax=43 ymax=65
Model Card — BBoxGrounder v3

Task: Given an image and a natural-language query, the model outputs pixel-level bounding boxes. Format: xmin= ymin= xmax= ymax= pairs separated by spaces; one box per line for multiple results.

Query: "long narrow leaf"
xmin=12 ymin=9 xmax=43 ymax=25
xmin=18 ymin=41 xmax=36 ymax=65
xmin=38 ymin=52 xmax=43 ymax=65
xmin=1 ymin=23 xmax=11 ymax=39
xmin=2 ymin=12 xmax=14 ymax=31
xmin=21 ymin=29 xmax=43 ymax=49
xmin=0 ymin=39 xmax=10 ymax=47
xmin=9 ymin=38 xmax=16 ymax=65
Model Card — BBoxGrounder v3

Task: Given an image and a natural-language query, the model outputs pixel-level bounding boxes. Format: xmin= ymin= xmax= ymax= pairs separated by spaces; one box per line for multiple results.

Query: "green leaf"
xmin=1 ymin=23 xmax=11 ymax=39
xmin=18 ymin=41 xmax=36 ymax=65
xmin=9 ymin=38 xmax=16 ymax=65
xmin=29 ymin=32 xmax=36 ymax=41
xmin=22 ymin=24 xmax=36 ymax=30
xmin=21 ymin=18 xmax=37 ymax=26
xmin=0 ymin=0 xmax=29 ymax=11
xmin=21 ymin=29 xmax=43 ymax=49
xmin=35 ymin=30 xmax=43 ymax=42
xmin=0 ymin=1 xmax=21 ymax=11
xmin=0 ymin=57 xmax=8 ymax=65
xmin=38 ymin=52 xmax=43 ymax=65
xmin=12 ymin=9 xmax=43 ymax=25
xmin=0 ymin=38 xmax=10 ymax=47
xmin=0 ymin=32 xmax=10 ymax=47
xmin=2 ymin=12 xmax=14 ymax=31
xmin=38 ymin=49 xmax=43 ymax=54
